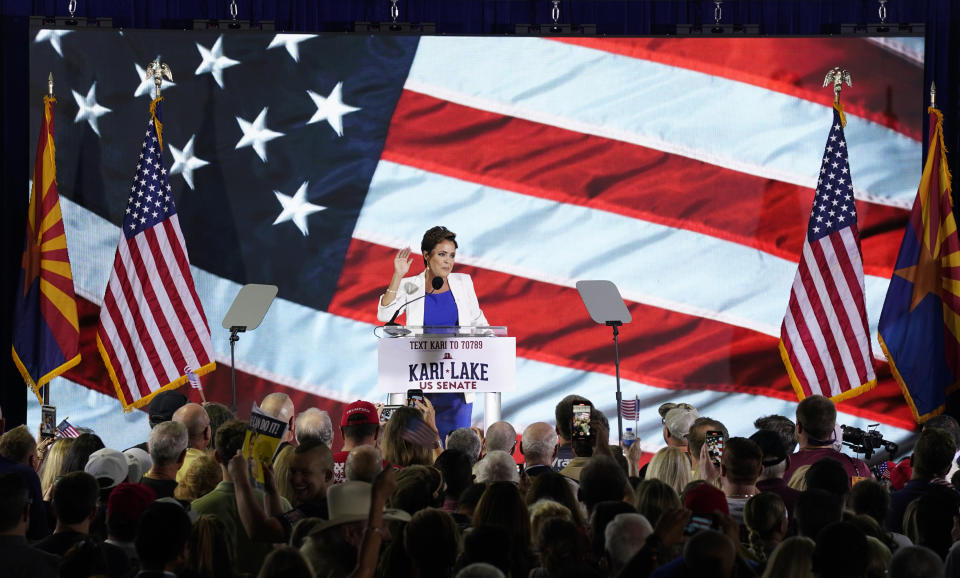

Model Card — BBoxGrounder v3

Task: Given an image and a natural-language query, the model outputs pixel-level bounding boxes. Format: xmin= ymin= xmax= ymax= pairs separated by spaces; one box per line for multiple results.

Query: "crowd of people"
xmin=1 ymin=389 xmax=960 ymax=578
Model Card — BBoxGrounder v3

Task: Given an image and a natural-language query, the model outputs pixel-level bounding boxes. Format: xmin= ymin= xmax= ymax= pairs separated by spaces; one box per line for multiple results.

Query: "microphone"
xmin=386 ymin=276 xmax=444 ymax=326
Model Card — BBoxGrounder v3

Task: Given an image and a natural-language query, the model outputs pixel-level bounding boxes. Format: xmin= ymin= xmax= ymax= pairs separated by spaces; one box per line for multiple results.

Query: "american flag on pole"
xmin=29 ymin=33 xmax=924 ymax=449
xmin=56 ymin=418 xmax=80 ymax=438
xmin=95 ymin=96 xmax=216 ymax=411
xmin=779 ymin=104 xmax=877 ymax=402
xmin=620 ymin=397 xmax=639 ymax=421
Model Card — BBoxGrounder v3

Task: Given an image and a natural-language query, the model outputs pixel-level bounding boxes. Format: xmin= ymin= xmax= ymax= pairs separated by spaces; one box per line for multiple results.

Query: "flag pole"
xmin=930 ymin=81 xmax=936 ymax=109
xmin=42 ymin=71 xmax=55 ymax=408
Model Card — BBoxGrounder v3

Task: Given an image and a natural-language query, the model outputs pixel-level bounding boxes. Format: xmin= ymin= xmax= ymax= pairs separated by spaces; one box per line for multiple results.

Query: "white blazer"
xmin=377 ymin=272 xmax=489 ymax=327
xmin=377 ymin=272 xmax=488 ymax=405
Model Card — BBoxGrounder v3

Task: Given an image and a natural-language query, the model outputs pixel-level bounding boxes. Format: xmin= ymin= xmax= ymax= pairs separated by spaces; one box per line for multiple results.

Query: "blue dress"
xmin=423 ymin=291 xmax=472 ymax=443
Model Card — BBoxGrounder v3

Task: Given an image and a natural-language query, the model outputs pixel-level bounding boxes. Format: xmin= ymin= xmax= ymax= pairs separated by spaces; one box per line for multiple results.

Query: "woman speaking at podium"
xmin=377 ymin=226 xmax=489 ymax=442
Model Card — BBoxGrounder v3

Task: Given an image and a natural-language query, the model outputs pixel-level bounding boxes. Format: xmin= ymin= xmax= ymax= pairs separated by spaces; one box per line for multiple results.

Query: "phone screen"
xmin=407 ymin=389 xmax=425 ymax=408
xmin=572 ymin=403 xmax=592 ymax=440
xmin=40 ymin=405 xmax=57 ymax=439
xmin=380 ymin=405 xmax=402 ymax=424
xmin=705 ymin=430 xmax=724 ymax=466
xmin=684 ymin=514 xmax=715 ymax=536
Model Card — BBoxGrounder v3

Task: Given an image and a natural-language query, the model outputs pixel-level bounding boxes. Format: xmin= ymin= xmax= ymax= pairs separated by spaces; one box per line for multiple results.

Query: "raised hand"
xmin=394 ymin=247 xmax=413 ymax=277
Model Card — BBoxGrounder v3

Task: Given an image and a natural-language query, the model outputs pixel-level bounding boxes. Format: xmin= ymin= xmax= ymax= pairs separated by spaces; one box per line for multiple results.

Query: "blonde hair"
xmin=381 ymin=407 xmax=434 ymax=467
xmin=646 ymin=446 xmax=692 ymax=496
xmin=174 ymin=453 xmax=221 ymax=502
xmin=761 ymin=536 xmax=815 ymax=578
xmin=529 ymin=499 xmax=573 ymax=547
xmin=865 ymin=536 xmax=892 ymax=577
xmin=634 ymin=478 xmax=681 ymax=526
xmin=188 ymin=514 xmax=234 ymax=578
xmin=39 ymin=437 xmax=75 ymax=497
xmin=272 ymin=444 xmax=296 ymax=505
xmin=743 ymin=492 xmax=786 ymax=564
xmin=787 ymin=465 xmax=811 ymax=491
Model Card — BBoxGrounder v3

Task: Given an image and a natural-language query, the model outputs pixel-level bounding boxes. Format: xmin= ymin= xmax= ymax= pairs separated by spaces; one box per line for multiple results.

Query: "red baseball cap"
xmin=340 ymin=400 xmax=379 ymax=427
xmin=683 ymin=482 xmax=730 ymax=516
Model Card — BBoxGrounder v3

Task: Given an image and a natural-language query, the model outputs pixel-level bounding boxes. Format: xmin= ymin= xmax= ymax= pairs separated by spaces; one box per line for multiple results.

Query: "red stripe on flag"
xmin=382 ymin=91 xmax=908 ymax=278
xmin=552 ymin=37 xmax=922 ymax=142
xmin=328 ymin=238 xmax=915 ymax=429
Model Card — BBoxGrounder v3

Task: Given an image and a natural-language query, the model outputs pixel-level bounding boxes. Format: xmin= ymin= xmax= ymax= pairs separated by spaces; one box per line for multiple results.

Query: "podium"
xmin=377 ymin=326 xmax=515 ymax=427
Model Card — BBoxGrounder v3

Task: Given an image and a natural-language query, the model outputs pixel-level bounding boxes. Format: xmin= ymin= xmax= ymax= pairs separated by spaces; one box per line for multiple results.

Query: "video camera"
xmin=841 ymin=423 xmax=898 ymax=460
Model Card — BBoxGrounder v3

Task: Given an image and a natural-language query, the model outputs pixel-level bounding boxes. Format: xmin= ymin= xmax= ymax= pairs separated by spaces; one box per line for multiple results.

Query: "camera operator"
xmin=885 ymin=427 xmax=957 ymax=534
xmin=784 ymin=395 xmax=869 ymax=483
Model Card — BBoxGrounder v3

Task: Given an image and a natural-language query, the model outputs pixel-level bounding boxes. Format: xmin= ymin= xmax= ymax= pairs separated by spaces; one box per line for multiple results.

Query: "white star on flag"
xmin=307 ymin=82 xmax=361 ymax=137
xmin=134 ymin=63 xmax=176 ymax=98
xmin=169 ymin=135 xmax=209 ymax=190
xmin=195 ymin=35 xmax=239 ymax=89
xmin=34 ymin=30 xmax=72 ymax=57
xmin=267 ymin=34 xmax=317 ymax=62
xmin=72 ymin=82 xmax=112 ymax=136
xmin=235 ymin=107 xmax=285 ymax=162
xmin=272 ymin=181 xmax=326 ymax=236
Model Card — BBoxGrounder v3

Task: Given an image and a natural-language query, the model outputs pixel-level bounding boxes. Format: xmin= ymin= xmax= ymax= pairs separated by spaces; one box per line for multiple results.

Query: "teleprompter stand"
xmin=222 ymin=284 xmax=278 ymax=414
xmin=576 ymin=280 xmax=632 ymax=443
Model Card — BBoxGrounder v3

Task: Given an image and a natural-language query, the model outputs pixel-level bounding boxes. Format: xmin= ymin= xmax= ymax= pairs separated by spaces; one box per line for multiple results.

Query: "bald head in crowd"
xmin=483 ymin=421 xmax=517 ymax=455
xmin=260 ymin=393 xmax=296 ymax=444
xmin=172 ymin=403 xmax=211 ymax=451
xmin=520 ymin=423 xmax=558 ymax=468
xmin=345 ymin=445 xmax=383 ymax=483
xmin=296 ymin=408 xmax=333 ymax=448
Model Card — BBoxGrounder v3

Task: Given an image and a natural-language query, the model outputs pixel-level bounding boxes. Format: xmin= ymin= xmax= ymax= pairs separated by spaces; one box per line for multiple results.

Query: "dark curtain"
xmin=1 ymin=0 xmax=957 ymax=426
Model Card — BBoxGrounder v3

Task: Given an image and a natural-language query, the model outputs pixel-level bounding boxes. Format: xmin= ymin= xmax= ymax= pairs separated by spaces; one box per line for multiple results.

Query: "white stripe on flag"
xmin=406 ymin=37 xmax=920 ymax=206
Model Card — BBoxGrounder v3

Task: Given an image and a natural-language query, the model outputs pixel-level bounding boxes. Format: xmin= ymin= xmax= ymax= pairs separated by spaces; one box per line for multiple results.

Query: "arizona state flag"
xmin=878 ymin=107 xmax=960 ymax=423
xmin=11 ymin=94 xmax=81 ymax=400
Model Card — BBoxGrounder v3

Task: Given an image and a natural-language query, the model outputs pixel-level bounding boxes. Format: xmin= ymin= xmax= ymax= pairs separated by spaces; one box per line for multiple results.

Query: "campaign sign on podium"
xmin=377 ymin=329 xmax=516 ymax=393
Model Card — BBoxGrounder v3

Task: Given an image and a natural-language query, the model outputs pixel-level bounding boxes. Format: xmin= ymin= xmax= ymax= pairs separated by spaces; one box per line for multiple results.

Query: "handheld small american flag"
xmin=57 ymin=418 xmax=80 ymax=438
xmin=620 ymin=397 xmax=639 ymax=421
xmin=400 ymin=414 xmax=439 ymax=448
xmin=779 ymin=104 xmax=877 ymax=402
xmin=95 ymin=96 xmax=216 ymax=411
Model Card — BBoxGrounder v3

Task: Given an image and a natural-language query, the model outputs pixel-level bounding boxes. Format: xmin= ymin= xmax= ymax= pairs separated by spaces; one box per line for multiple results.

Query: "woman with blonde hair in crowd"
xmin=633 ymin=478 xmax=681 ymax=527
xmin=187 ymin=514 xmax=235 ymax=578
xmin=525 ymin=470 xmax=586 ymax=528
xmin=645 ymin=446 xmax=692 ymax=496
xmin=381 ymin=404 xmax=439 ymax=468
xmin=175 ymin=453 xmax=222 ymax=502
xmin=761 ymin=536 xmax=815 ymax=578
xmin=743 ymin=492 xmax=787 ymax=569
xmin=528 ymin=500 xmax=573 ymax=552
xmin=39 ymin=437 xmax=74 ymax=498
xmin=272 ymin=444 xmax=297 ymax=505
